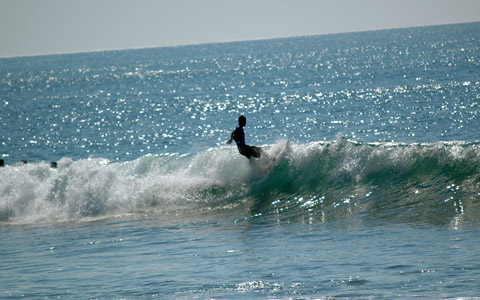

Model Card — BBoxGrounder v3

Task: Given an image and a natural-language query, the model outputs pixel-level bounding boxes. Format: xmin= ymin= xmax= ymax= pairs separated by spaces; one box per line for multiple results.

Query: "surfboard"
xmin=263 ymin=139 xmax=290 ymax=174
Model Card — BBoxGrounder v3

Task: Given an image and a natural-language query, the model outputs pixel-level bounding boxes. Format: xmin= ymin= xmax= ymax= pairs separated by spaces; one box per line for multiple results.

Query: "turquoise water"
xmin=1 ymin=22 xmax=480 ymax=299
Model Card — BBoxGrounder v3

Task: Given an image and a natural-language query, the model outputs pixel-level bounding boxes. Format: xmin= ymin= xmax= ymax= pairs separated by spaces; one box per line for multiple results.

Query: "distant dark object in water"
xmin=0 ymin=159 xmax=58 ymax=168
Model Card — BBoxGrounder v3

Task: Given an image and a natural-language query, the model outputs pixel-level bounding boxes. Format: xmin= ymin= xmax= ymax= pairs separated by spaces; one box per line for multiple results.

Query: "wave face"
xmin=250 ymin=139 xmax=480 ymax=227
xmin=1 ymin=139 xmax=480 ymax=226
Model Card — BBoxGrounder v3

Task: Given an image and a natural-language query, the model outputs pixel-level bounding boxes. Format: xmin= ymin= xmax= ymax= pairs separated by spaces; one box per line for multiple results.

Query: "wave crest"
xmin=251 ymin=139 xmax=480 ymax=227
xmin=1 ymin=140 xmax=479 ymax=226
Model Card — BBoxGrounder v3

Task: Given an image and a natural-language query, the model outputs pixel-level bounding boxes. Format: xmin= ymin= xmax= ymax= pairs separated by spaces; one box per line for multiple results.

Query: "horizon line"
xmin=1 ymin=20 xmax=478 ymax=59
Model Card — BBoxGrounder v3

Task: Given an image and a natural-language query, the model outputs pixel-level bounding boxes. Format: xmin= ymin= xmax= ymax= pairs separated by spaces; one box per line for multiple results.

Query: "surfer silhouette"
xmin=227 ymin=115 xmax=263 ymax=159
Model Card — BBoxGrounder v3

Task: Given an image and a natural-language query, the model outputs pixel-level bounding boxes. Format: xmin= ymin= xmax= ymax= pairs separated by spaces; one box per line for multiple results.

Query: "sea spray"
xmin=2 ymin=140 xmax=479 ymax=225
xmin=0 ymin=147 xmax=253 ymax=223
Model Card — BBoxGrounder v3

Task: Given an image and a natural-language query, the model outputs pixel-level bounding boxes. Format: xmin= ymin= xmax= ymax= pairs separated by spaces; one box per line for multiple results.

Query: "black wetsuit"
xmin=232 ymin=126 xmax=262 ymax=159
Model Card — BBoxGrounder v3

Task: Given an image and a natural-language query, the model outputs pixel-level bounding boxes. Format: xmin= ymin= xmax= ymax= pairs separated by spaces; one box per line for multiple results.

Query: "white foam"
xmin=0 ymin=147 xmax=254 ymax=224
xmin=2 ymin=140 xmax=478 ymax=224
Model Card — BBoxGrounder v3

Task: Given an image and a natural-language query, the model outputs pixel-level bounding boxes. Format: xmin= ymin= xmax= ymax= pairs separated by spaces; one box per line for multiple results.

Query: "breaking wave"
xmin=1 ymin=139 xmax=480 ymax=226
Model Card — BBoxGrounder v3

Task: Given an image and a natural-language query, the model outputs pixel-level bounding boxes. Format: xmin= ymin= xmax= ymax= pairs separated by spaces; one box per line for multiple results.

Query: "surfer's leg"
xmin=238 ymin=145 xmax=253 ymax=158
xmin=238 ymin=145 xmax=262 ymax=159
xmin=250 ymin=146 xmax=263 ymax=158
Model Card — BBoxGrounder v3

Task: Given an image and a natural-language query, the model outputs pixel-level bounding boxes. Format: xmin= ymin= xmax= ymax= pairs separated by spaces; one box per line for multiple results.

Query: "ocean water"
xmin=1 ymin=22 xmax=480 ymax=299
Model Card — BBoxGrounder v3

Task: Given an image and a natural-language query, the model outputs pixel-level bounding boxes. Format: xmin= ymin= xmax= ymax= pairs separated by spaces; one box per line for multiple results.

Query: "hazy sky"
xmin=1 ymin=0 xmax=479 ymax=57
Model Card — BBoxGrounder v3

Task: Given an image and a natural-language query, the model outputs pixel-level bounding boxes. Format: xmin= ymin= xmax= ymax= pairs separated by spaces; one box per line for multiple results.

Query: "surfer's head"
xmin=238 ymin=115 xmax=246 ymax=127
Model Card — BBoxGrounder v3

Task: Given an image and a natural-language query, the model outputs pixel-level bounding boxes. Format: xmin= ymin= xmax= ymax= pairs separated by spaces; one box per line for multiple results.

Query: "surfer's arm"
xmin=226 ymin=132 xmax=234 ymax=145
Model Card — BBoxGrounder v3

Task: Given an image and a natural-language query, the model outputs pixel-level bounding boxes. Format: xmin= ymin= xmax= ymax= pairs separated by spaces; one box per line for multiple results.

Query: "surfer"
xmin=227 ymin=115 xmax=263 ymax=159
